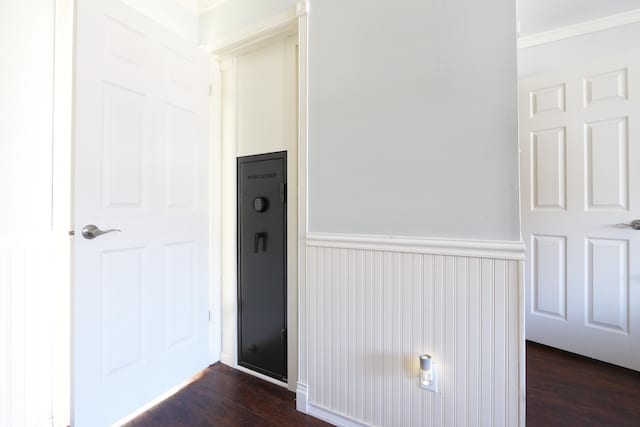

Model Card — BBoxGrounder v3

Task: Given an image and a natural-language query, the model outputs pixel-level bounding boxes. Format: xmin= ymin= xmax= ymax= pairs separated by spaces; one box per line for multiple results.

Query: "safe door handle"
xmin=82 ymin=224 xmax=121 ymax=240
xmin=616 ymin=220 xmax=640 ymax=230
xmin=254 ymin=232 xmax=267 ymax=253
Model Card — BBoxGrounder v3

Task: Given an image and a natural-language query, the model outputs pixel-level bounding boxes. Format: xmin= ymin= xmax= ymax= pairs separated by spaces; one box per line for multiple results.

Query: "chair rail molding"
xmin=306 ymin=232 xmax=526 ymax=260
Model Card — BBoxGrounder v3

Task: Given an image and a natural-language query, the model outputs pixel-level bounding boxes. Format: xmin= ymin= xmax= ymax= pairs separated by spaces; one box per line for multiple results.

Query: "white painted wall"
xmin=308 ymin=0 xmax=520 ymax=241
xmin=121 ymin=0 xmax=199 ymax=42
xmin=518 ymin=22 xmax=640 ymax=78
xmin=0 ymin=2 xmax=54 ymax=224
xmin=0 ymin=1 xmax=72 ymax=426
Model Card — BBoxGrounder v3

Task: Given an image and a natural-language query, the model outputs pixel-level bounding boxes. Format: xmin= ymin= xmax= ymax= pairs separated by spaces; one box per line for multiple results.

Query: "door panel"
xmin=237 ymin=152 xmax=287 ymax=381
xmin=520 ymin=50 xmax=640 ymax=370
xmin=73 ymin=1 xmax=210 ymax=425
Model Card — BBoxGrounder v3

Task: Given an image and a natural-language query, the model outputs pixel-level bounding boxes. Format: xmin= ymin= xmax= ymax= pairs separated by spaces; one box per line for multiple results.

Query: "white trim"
xmin=296 ymin=1 xmax=310 ymax=407
xmin=110 ymin=378 xmax=194 ymax=427
xmin=204 ymin=5 xmax=299 ymax=57
xmin=211 ymin=1 xmax=309 ymax=394
xmin=220 ymin=351 xmax=235 ymax=367
xmin=306 ymin=233 xmax=526 ymax=260
xmin=208 ymin=58 xmax=222 ymax=365
xmin=52 ymin=0 xmax=74 ymax=425
xmin=518 ymin=9 xmax=640 ymax=49
xmin=518 ymin=261 xmax=526 ymax=426
xmin=307 ymin=403 xmax=370 ymax=427
xmin=296 ymin=0 xmax=310 ymax=16
xmin=234 ymin=365 xmax=288 ymax=388
xmin=296 ymin=382 xmax=308 ymax=413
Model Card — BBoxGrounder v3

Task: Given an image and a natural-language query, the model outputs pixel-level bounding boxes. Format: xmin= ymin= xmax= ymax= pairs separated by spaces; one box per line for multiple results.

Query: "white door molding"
xmin=52 ymin=0 xmax=74 ymax=425
xmin=210 ymin=1 xmax=309 ymax=394
xmin=295 ymin=3 xmax=310 ymax=412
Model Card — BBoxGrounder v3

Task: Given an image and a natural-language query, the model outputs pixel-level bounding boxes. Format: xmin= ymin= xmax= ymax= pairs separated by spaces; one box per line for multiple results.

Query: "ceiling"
xmin=518 ymin=0 xmax=639 ymax=36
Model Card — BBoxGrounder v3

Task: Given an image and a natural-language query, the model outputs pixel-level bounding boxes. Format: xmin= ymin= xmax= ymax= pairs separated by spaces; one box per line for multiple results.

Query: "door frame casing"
xmin=208 ymin=2 xmax=309 ymax=392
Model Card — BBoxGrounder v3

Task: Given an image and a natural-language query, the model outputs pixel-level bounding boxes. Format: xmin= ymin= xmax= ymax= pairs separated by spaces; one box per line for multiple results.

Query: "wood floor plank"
xmin=526 ymin=341 xmax=640 ymax=427
xmin=125 ymin=364 xmax=329 ymax=427
xmin=127 ymin=343 xmax=640 ymax=426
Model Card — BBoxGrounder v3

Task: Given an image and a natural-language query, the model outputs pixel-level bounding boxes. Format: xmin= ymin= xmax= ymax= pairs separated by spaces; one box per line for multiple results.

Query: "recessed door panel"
xmin=237 ymin=152 xmax=287 ymax=381
xmin=530 ymin=128 xmax=566 ymax=210
xmin=101 ymin=248 xmax=143 ymax=377
xmin=531 ymin=235 xmax=566 ymax=319
xmin=586 ymin=238 xmax=629 ymax=333
xmin=585 ymin=117 xmax=628 ymax=210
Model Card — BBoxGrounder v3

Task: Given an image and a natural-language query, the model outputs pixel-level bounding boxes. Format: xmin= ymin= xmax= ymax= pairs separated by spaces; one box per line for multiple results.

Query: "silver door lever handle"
xmin=82 ymin=224 xmax=121 ymax=239
xmin=616 ymin=220 xmax=640 ymax=230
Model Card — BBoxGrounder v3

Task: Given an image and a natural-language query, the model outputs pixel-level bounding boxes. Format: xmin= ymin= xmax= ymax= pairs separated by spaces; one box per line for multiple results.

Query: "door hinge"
xmin=209 ymin=84 xmax=212 ymax=96
xmin=208 ymin=309 xmax=211 ymax=321
xmin=280 ymin=182 xmax=286 ymax=203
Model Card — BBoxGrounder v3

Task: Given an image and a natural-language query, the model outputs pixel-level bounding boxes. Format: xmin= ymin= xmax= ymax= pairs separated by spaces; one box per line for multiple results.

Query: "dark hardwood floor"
xmin=125 ymin=364 xmax=329 ymax=427
xmin=127 ymin=342 xmax=640 ymax=426
xmin=527 ymin=341 xmax=640 ymax=427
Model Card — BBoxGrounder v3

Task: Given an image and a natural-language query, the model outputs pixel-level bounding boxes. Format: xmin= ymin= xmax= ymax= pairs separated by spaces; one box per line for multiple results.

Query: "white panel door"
xmin=73 ymin=1 xmax=210 ymax=425
xmin=520 ymin=51 xmax=640 ymax=370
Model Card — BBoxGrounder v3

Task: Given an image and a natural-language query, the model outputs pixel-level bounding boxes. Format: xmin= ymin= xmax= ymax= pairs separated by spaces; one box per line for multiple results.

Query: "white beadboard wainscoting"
xmin=298 ymin=233 xmax=525 ymax=427
xmin=0 ymin=242 xmax=57 ymax=427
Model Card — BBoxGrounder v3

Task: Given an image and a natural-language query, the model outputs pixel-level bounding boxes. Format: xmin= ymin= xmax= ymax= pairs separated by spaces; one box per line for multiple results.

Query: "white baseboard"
xmin=296 ymin=382 xmax=308 ymax=413
xmin=307 ymin=402 xmax=370 ymax=427
xmin=220 ymin=351 xmax=234 ymax=367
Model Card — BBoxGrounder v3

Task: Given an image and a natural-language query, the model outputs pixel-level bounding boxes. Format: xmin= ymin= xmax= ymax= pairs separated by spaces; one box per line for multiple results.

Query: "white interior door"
xmin=73 ymin=1 xmax=210 ymax=425
xmin=520 ymin=50 xmax=640 ymax=370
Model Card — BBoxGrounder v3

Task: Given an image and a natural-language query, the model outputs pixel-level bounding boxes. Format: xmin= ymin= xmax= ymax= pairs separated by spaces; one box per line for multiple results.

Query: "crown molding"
xmin=518 ymin=9 xmax=640 ymax=49
xmin=202 ymin=4 xmax=299 ymax=56
xmin=199 ymin=0 xmax=229 ymax=15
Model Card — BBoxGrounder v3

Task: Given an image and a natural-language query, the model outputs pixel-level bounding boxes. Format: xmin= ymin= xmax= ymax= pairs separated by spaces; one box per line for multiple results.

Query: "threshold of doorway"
xmin=231 ymin=363 xmax=289 ymax=389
